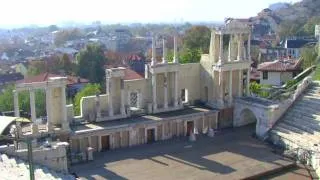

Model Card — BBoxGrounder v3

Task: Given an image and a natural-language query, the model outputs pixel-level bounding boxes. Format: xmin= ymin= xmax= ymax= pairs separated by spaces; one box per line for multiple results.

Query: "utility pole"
xmin=27 ymin=138 xmax=35 ymax=180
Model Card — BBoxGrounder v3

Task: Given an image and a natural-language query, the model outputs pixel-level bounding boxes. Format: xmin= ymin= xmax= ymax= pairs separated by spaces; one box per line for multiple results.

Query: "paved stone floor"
xmin=71 ymin=125 xmax=306 ymax=180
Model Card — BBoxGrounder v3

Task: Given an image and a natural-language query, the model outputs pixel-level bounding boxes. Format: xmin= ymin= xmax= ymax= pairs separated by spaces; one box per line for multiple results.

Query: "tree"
xmin=74 ymin=83 xmax=101 ymax=115
xmin=0 ymin=85 xmax=46 ymax=117
xmin=183 ymin=26 xmax=211 ymax=53
xmin=180 ymin=48 xmax=202 ymax=63
xmin=54 ymin=28 xmax=82 ymax=46
xmin=60 ymin=54 xmax=73 ymax=75
xmin=303 ymin=17 xmax=320 ymax=35
xmin=301 ymin=45 xmax=318 ymax=69
xmin=76 ymin=44 xmax=107 ymax=83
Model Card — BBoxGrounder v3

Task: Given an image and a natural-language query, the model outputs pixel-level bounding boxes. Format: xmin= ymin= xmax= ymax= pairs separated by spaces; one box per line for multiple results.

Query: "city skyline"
xmin=0 ymin=0 xmax=301 ymax=28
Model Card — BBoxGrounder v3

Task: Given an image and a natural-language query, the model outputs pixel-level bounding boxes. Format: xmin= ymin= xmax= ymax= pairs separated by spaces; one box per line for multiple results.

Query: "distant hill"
xmin=248 ymin=0 xmax=320 ymax=37
xmin=269 ymin=2 xmax=289 ymax=11
xmin=274 ymin=0 xmax=320 ymax=21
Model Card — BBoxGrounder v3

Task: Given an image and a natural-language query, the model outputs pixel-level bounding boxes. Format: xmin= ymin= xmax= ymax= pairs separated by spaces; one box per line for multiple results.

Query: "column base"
xmin=31 ymin=124 xmax=38 ymax=135
xmin=217 ymin=99 xmax=224 ymax=108
xmin=120 ymin=107 xmax=126 ymax=116
xmin=108 ymin=109 xmax=114 ymax=117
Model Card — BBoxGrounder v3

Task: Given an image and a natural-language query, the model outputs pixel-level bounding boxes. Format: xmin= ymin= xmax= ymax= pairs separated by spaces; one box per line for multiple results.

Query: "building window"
xmin=263 ymin=72 xmax=268 ymax=80
xmin=181 ymin=89 xmax=188 ymax=103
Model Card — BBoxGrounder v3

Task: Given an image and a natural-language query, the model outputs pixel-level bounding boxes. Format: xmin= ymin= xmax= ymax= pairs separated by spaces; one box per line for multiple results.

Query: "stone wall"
xmin=0 ymin=142 xmax=69 ymax=173
xmin=178 ymin=63 xmax=201 ymax=104
xmin=79 ymin=94 xmax=108 ymax=121
xmin=234 ymin=76 xmax=313 ymax=138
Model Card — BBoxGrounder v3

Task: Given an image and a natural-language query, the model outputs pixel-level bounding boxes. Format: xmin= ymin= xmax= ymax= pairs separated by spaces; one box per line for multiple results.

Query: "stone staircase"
xmin=0 ymin=153 xmax=75 ymax=180
xmin=269 ymin=83 xmax=320 ymax=150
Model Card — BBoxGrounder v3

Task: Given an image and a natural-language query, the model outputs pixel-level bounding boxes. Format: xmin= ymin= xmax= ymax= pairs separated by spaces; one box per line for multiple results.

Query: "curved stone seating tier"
xmin=269 ymin=83 xmax=320 ymax=152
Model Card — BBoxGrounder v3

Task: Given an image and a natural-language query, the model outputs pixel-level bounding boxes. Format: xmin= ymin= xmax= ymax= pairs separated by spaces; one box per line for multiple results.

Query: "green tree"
xmin=180 ymin=48 xmax=202 ymax=63
xmin=303 ymin=17 xmax=320 ymax=35
xmin=74 ymin=83 xmax=101 ymax=115
xmin=301 ymin=45 xmax=318 ymax=69
xmin=183 ymin=26 xmax=211 ymax=53
xmin=76 ymin=44 xmax=107 ymax=84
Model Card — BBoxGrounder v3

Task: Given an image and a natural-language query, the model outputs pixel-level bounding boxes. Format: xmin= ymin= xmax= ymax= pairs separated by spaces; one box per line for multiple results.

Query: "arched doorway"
xmin=239 ymin=108 xmax=258 ymax=133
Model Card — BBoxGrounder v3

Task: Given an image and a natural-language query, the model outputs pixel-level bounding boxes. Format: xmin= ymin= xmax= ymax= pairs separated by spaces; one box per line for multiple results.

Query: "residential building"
xmin=258 ymin=59 xmax=302 ymax=86
xmin=283 ymin=38 xmax=317 ymax=58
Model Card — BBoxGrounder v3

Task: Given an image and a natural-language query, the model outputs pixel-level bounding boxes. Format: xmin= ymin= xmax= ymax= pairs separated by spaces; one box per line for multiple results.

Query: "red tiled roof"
xmin=124 ymin=68 xmax=144 ymax=80
xmin=258 ymin=59 xmax=302 ymax=72
xmin=125 ymin=54 xmax=142 ymax=61
xmin=17 ymin=73 xmax=89 ymax=85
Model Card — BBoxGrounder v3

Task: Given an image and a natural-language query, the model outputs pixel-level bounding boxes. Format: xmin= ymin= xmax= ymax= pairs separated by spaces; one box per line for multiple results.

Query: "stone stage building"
xmin=8 ymin=20 xmax=253 ymax=168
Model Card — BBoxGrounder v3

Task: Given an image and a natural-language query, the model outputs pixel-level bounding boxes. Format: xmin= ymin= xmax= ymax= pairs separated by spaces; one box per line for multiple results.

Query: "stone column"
xmin=248 ymin=33 xmax=251 ymax=61
xmin=151 ymin=36 xmax=156 ymax=66
xmin=152 ymin=74 xmax=157 ymax=111
xmin=209 ymin=31 xmax=215 ymax=59
xmin=120 ymin=79 xmax=126 ymax=116
xmin=164 ymin=72 xmax=168 ymax=109
xmin=46 ymin=88 xmax=53 ymax=131
xmin=238 ymin=70 xmax=243 ymax=97
xmin=173 ymin=36 xmax=178 ymax=63
xmin=228 ymin=35 xmax=232 ymax=62
xmin=218 ymin=33 xmax=224 ymax=64
xmin=30 ymin=89 xmax=38 ymax=134
xmin=107 ymin=78 xmax=114 ymax=116
xmin=162 ymin=38 xmax=167 ymax=64
xmin=237 ymin=34 xmax=243 ymax=61
xmin=98 ymin=136 xmax=102 ymax=152
xmin=13 ymin=90 xmax=19 ymax=117
xmin=218 ymin=71 xmax=224 ymax=107
xmin=61 ymin=87 xmax=69 ymax=130
xmin=246 ymin=69 xmax=250 ymax=96
xmin=96 ymin=94 xmax=101 ymax=118
xmin=174 ymin=71 xmax=179 ymax=107
xmin=229 ymin=70 xmax=233 ymax=104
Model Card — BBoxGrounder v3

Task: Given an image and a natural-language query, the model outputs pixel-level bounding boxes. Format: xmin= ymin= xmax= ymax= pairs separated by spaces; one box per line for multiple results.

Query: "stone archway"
xmin=239 ymin=108 xmax=258 ymax=127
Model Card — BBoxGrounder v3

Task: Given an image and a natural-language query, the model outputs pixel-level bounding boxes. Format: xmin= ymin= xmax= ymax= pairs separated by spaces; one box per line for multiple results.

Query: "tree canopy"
xmin=76 ymin=44 xmax=107 ymax=84
xmin=54 ymin=28 xmax=82 ymax=46
xmin=301 ymin=45 xmax=319 ymax=69
xmin=183 ymin=26 xmax=211 ymax=54
xmin=74 ymin=83 xmax=101 ymax=115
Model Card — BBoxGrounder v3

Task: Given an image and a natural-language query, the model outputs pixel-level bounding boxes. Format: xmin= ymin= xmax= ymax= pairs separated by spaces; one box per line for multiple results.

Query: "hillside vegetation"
xmin=274 ymin=0 xmax=320 ymax=37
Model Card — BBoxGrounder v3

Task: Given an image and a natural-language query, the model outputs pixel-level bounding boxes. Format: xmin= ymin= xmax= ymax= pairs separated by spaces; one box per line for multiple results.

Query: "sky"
xmin=0 ymin=0 xmax=301 ymax=27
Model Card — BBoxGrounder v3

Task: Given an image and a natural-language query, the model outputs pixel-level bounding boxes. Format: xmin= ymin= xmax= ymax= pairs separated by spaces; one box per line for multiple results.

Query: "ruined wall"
xmin=178 ymin=63 xmax=201 ymax=104
xmin=0 ymin=142 xmax=69 ymax=173
xmin=125 ymin=79 xmax=149 ymax=108
xmin=79 ymin=94 xmax=108 ymax=120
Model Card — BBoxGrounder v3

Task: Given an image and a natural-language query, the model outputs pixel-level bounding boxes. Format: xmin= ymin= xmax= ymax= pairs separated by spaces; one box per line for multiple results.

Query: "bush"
xmin=74 ymin=84 xmax=101 ymax=116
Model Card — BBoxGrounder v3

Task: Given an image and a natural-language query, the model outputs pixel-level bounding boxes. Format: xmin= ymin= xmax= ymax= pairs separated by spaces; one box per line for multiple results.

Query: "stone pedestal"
xmin=189 ymin=133 xmax=196 ymax=142
xmin=87 ymin=147 xmax=94 ymax=161
xmin=208 ymin=128 xmax=215 ymax=137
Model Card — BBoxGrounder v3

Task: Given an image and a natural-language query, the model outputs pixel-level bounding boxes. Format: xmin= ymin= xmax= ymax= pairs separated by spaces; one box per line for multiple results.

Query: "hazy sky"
xmin=1 ymin=0 xmax=301 ymax=27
